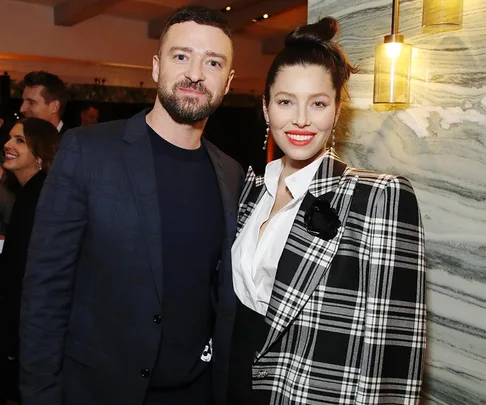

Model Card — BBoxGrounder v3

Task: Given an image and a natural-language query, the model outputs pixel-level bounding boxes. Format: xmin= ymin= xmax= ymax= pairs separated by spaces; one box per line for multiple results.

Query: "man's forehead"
xmin=162 ymin=21 xmax=233 ymax=55
xmin=23 ymin=85 xmax=44 ymax=97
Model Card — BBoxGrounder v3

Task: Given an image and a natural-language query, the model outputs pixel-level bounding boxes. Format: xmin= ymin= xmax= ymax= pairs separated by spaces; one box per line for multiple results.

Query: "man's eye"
xmin=209 ymin=60 xmax=221 ymax=68
xmin=175 ymin=54 xmax=187 ymax=61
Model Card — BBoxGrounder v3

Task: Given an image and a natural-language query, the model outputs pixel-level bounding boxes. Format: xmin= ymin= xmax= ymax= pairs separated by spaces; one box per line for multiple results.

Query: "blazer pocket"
xmin=64 ymin=335 xmax=105 ymax=370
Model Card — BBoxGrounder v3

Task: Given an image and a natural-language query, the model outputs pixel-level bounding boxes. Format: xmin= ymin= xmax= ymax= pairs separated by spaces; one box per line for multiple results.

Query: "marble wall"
xmin=308 ymin=0 xmax=486 ymax=404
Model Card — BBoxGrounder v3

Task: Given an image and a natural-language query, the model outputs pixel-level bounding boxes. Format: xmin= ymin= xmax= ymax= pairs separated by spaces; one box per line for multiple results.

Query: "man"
xmin=20 ymin=71 xmax=68 ymax=133
xmin=79 ymin=103 xmax=99 ymax=126
xmin=20 ymin=6 xmax=243 ymax=405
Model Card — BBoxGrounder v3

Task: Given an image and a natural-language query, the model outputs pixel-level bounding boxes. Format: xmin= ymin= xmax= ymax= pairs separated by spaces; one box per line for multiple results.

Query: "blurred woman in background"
xmin=0 ymin=114 xmax=18 ymax=237
xmin=0 ymin=164 xmax=16 ymax=238
xmin=0 ymin=117 xmax=60 ymax=403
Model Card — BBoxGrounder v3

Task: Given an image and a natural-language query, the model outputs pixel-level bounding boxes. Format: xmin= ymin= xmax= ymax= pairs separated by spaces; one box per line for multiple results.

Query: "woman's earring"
xmin=331 ymin=128 xmax=336 ymax=152
xmin=262 ymin=124 xmax=270 ymax=151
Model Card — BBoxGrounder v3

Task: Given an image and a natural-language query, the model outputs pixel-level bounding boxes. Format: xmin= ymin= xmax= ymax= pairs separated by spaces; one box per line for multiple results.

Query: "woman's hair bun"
xmin=285 ymin=16 xmax=339 ymax=48
xmin=264 ymin=15 xmax=357 ymax=104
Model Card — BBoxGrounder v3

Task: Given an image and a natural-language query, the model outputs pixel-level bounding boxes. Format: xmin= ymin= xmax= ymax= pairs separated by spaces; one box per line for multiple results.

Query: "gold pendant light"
xmin=373 ymin=0 xmax=412 ymax=105
xmin=422 ymin=0 xmax=463 ymax=32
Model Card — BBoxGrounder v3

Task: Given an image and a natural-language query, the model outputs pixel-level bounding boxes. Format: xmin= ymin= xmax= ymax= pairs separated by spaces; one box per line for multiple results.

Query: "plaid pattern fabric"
xmin=236 ymin=152 xmax=426 ymax=404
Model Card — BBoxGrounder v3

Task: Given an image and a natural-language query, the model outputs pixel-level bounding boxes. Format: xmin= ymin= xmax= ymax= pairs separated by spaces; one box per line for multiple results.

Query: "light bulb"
xmin=385 ymin=42 xmax=403 ymax=59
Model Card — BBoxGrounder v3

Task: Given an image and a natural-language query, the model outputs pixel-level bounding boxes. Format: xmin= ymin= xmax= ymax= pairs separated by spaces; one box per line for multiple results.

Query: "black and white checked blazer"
xmin=235 ymin=151 xmax=426 ymax=405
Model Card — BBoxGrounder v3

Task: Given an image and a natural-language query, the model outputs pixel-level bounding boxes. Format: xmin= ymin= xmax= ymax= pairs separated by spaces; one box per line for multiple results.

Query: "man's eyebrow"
xmin=170 ymin=46 xmax=193 ymax=54
xmin=169 ymin=47 xmax=228 ymax=63
xmin=206 ymin=51 xmax=227 ymax=62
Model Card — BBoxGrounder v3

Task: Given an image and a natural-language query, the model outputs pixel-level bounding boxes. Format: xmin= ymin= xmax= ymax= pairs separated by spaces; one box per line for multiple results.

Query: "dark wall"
xmin=205 ymin=106 xmax=267 ymax=174
xmin=6 ymin=98 xmax=268 ymax=173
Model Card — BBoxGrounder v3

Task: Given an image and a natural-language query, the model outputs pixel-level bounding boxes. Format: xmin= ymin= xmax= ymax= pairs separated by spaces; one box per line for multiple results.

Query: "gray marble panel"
xmin=309 ymin=0 xmax=486 ymax=403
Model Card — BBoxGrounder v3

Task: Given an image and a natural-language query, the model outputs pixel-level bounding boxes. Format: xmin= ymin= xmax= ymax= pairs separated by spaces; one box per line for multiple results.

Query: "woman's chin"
xmin=284 ymin=149 xmax=326 ymax=166
xmin=2 ymin=162 xmax=14 ymax=171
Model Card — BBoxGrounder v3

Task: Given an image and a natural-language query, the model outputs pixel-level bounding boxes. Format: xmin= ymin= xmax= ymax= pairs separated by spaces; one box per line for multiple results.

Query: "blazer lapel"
xmin=236 ymin=166 xmax=266 ymax=237
xmin=257 ymin=152 xmax=358 ymax=358
xmin=203 ymin=139 xmax=236 ymax=223
xmin=122 ymin=110 xmax=164 ymax=304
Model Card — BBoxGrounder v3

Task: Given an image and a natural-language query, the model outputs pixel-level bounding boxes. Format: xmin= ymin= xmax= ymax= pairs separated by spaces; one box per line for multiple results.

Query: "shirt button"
xmin=140 ymin=368 xmax=150 ymax=378
xmin=153 ymin=315 xmax=162 ymax=324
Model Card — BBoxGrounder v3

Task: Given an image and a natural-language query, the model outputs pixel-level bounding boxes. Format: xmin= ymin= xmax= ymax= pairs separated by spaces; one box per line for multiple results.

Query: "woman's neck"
xmin=15 ymin=168 xmax=39 ymax=187
xmin=281 ymin=148 xmax=327 ymax=178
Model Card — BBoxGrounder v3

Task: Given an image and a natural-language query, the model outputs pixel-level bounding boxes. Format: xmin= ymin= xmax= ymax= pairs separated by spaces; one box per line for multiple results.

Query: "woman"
xmin=0 ymin=115 xmax=18 ymax=237
xmin=0 ymin=164 xmax=16 ymax=405
xmin=0 ymin=117 xmax=60 ymax=401
xmin=228 ymin=17 xmax=426 ymax=404
xmin=0 ymin=165 xmax=16 ymax=238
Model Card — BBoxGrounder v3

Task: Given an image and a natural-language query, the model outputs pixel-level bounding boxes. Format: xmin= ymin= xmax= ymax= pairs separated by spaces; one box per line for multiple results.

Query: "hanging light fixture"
xmin=373 ymin=0 xmax=412 ymax=104
xmin=422 ymin=0 xmax=463 ymax=31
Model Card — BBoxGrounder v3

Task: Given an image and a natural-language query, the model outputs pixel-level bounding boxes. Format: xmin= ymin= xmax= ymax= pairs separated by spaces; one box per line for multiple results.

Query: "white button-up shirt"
xmin=232 ymin=153 xmax=326 ymax=315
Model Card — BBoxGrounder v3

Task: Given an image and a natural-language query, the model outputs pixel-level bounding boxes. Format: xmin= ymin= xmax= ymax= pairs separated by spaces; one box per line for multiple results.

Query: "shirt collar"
xmin=263 ymin=158 xmax=283 ymax=198
xmin=57 ymin=121 xmax=64 ymax=132
xmin=263 ymin=151 xmax=329 ymax=200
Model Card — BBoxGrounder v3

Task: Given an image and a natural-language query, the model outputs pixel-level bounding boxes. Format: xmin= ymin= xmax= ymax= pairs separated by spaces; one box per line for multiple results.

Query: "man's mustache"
xmin=174 ymin=80 xmax=211 ymax=97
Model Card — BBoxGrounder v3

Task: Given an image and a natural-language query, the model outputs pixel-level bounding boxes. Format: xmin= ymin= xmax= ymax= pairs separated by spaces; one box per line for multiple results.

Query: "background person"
xmin=0 ymin=117 xmax=60 ymax=404
xmin=79 ymin=103 xmax=100 ymax=126
xmin=20 ymin=71 xmax=69 ymax=133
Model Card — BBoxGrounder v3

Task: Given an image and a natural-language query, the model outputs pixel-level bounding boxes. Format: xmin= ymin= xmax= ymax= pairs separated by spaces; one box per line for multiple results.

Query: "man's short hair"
xmin=158 ymin=6 xmax=231 ymax=54
xmin=22 ymin=71 xmax=68 ymax=116
xmin=80 ymin=103 xmax=99 ymax=113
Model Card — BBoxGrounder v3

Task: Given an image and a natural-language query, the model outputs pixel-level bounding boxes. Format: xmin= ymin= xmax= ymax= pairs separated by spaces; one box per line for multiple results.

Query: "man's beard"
xmin=157 ymin=78 xmax=224 ymax=124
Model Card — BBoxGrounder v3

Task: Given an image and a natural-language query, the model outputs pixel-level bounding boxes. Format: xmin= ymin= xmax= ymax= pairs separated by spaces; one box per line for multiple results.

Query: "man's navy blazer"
xmin=19 ymin=110 xmax=243 ymax=405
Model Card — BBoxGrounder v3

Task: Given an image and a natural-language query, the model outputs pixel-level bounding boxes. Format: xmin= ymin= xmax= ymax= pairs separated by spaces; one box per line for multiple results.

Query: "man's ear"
xmin=224 ymin=69 xmax=235 ymax=95
xmin=152 ymin=55 xmax=160 ymax=83
xmin=49 ymin=100 xmax=60 ymax=115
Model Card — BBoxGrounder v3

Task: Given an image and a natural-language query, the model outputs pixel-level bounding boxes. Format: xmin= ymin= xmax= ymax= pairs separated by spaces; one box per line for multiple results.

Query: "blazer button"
xmin=153 ymin=315 xmax=162 ymax=324
xmin=140 ymin=368 xmax=150 ymax=378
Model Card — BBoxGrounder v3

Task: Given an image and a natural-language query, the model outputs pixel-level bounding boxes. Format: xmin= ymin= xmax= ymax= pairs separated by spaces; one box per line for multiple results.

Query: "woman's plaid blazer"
xmin=235 ymin=151 xmax=426 ymax=405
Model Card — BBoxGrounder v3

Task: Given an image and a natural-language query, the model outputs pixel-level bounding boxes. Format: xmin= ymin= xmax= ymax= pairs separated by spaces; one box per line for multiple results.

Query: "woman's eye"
xmin=16 ymin=138 xmax=24 ymax=143
xmin=278 ymin=99 xmax=291 ymax=106
xmin=314 ymin=101 xmax=326 ymax=107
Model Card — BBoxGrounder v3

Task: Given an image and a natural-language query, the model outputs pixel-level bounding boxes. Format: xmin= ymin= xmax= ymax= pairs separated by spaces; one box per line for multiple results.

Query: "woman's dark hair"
xmin=17 ymin=117 xmax=60 ymax=172
xmin=264 ymin=17 xmax=358 ymax=105
xmin=1 ymin=167 xmax=21 ymax=194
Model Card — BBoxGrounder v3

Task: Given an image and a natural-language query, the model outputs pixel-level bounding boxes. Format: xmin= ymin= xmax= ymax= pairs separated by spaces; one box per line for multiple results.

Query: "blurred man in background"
xmin=79 ymin=104 xmax=99 ymax=126
xmin=20 ymin=71 xmax=68 ymax=133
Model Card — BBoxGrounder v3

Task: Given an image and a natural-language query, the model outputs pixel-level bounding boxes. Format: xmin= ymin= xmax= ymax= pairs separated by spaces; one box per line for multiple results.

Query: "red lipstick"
xmin=286 ymin=130 xmax=316 ymax=146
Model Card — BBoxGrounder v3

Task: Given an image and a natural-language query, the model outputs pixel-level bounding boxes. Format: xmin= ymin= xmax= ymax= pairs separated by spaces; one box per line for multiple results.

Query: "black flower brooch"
xmin=304 ymin=195 xmax=341 ymax=241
